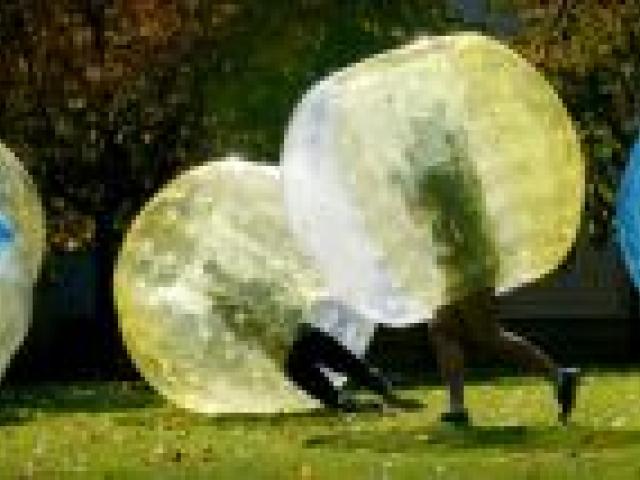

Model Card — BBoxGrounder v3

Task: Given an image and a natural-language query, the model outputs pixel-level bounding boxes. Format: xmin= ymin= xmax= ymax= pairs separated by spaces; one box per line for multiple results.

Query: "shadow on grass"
xmin=305 ymin=426 xmax=640 ymax=453
xmin=0 ymin=380 xmax=389 ymax=428
xmin=0 ymin=381 xmax=162 ymax=424
xmin=115 ymin=401 xmax=387 ymax=429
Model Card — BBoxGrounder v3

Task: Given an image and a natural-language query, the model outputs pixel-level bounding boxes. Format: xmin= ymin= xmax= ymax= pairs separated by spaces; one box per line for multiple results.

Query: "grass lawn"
xmin=1 ymin=371 xmax=640 ymax=478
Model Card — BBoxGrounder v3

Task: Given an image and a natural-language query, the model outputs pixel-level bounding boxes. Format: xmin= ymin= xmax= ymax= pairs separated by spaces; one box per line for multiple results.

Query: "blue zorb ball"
xmin=616 ymin=136 xmax=640 ymax=288
xmin=0 ymin=212 xmax=15 ymax=249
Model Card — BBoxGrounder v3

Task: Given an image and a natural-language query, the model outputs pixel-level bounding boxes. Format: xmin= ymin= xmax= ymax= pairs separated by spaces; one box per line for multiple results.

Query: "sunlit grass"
xmin=1 ymin=371 xmax=640 ymax=478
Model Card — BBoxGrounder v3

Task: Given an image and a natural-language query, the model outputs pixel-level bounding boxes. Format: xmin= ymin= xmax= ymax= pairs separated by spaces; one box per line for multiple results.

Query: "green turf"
xmin=1 ymin=372 xmax=640 ymax=478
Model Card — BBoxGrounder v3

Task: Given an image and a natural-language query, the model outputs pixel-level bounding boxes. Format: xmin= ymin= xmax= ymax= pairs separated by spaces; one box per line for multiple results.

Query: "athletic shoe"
xmin=440 ymin=409 xmax=471 ymax=427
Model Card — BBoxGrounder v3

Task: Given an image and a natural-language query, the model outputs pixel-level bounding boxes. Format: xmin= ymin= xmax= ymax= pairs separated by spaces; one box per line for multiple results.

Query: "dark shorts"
xmin=430 ymin=287 xmax=502 ymax=347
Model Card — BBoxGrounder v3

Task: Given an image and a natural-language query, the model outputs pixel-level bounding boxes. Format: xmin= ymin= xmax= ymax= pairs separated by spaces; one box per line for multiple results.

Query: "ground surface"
xmin=0 ymin=371 xmax=639 ymax=478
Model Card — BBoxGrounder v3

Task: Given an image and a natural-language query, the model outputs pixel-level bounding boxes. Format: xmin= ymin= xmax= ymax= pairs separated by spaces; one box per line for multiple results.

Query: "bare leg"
xmin=429 ymin=304 xmax=467 ymax=415
xmin=457 ymin=290 xmax=579 ymax=424
xmin=430 ymin=289 xmax=560 ymax=421
xmin=459 ymin=290 xmax=557 ymax=378
xmin=489 ymin=327 xmax=556 ymax=376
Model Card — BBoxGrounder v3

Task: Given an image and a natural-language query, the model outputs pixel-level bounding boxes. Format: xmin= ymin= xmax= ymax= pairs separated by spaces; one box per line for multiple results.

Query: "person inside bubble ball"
xmin=415 ymin=129 xmax=580 ymax=426
xmin=204 ymin=257 xmax=420 ymax=413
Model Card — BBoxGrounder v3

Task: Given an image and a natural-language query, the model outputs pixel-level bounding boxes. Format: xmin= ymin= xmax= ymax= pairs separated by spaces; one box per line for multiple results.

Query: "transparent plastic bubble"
xmin=282 ymin=33 xmax=585 ymax=323
xmin=616 ymin=137 xmax=640 ymax=288
xmin=0 ymin=142 xmax=46 ymax=380
xmin=115 ymin=158 xmax=334 ymax=414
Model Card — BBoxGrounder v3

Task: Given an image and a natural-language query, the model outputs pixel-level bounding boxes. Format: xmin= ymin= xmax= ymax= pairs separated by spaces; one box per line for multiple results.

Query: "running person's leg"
xmin=429 ymin=301 xmax=468 ymax=423
xmin=459 ymin=289 xmax=580 ymax=423
xmin=458 ymin=289 xmax=556 ymax=374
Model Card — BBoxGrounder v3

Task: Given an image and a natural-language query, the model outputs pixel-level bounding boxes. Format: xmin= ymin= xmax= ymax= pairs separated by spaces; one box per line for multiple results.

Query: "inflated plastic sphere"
xmin=0 ymin=213 xmax=14 ymax=244
xmin=0 ymin=142 xmax=46 ymax=379
xmin=282 ymin=33 xmax=585 ymax=323
xmin=616 ymin=137 xmax=640 ymax=288
xmin=114 ymin=159 xmax=336 ymax=414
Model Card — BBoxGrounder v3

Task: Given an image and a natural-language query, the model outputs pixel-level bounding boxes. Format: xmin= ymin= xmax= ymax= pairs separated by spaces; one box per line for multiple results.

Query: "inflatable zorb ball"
xmin=616 ymin=136 xmax=640 ymax=288
xmin=0 ymin=142 xmax=45 ymax=380
xmin=282 ymin=33 xmax=585 ymax=323
xmin=115 ymin=159 xmax=332 ymax=414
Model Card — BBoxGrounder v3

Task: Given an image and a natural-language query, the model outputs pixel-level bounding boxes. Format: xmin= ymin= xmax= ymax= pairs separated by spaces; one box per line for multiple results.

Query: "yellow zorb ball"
xmin=114 ymin=158 xmax=325 ymax=414
xmin=282 ymin=33 xmax=585 ymax=323
xmin=0 ymin=142 xmax=45 ymax=381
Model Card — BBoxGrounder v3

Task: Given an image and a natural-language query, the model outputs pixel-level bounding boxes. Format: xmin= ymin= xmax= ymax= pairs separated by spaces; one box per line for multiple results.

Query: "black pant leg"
xmin=303 ymin=326 xmax=392 ymax=397
xmin=284 ymin=331 xmax=343 ymax=407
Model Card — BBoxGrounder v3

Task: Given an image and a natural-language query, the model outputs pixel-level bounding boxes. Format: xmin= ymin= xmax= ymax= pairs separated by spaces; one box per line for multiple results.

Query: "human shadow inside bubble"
xmin=304 ymin=425 xmax=640 ymax=452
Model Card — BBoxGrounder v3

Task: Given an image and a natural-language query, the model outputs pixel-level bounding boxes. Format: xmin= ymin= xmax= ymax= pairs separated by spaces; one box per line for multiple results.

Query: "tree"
xmin=0 ymin=0 xmax=214 ymax=379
